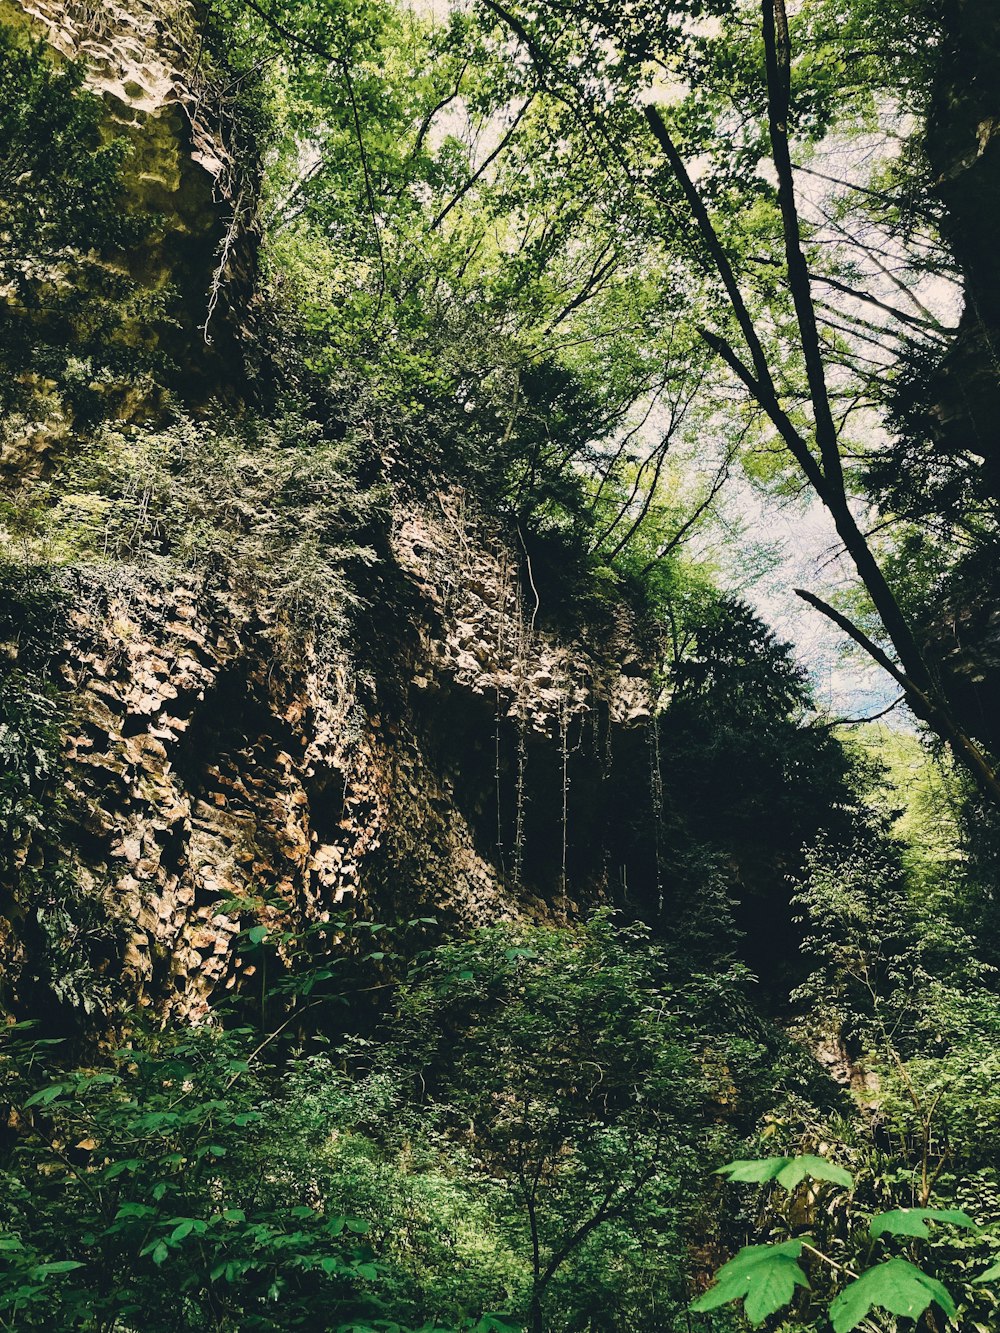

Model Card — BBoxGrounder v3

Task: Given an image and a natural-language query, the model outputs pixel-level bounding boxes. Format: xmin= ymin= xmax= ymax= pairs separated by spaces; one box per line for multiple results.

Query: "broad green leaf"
xmin=775 ymin=1155 xmax=854 ymax=1190
xmin=870 ymin=1208 xmax=977 ymax=1240
xmin=31 ymin=1261 xmax=84 ymax=1276
xmin=714 ymin=1157 xmax=791 ymax=1184
xmin=975 ymin=1259 xmax=1000 ymax=1284
xmin=102 ymin=1159 xmax=141 ymax=1179
xmin=23 ymin=1083 xmax=66 ymax=1108
xmin=245 ymin=925 xmax=269 ymax=945
xmin=829 ymin=1258 xmax=957 ymax=1333
xmin=744 ymin=1256 xmax=810 ymax=1324
xmin=716 ymin=1155 xmax=853 ymax=1190
xmin=691 ymin=1240 xmax=808 ymax=1326
xmin=168 ymin=1218 xmax=207 ymax=1243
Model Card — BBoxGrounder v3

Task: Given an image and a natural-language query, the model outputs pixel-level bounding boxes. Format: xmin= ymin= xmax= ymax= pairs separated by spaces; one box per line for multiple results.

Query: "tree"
xmin=651 ymin=595 xmax=863 ymax=981
xmin=461 ymin=0 xmax=1000 ymax=805
xmin=212 ymin=0 xmax=731 ymax=581
xmin=360 ymin=915 xmax=745 ymax=1333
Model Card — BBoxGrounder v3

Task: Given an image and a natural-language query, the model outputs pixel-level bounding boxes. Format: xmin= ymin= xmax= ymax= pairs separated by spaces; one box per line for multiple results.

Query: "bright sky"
xmin=713 ymin=483 xmax=902 ymax=721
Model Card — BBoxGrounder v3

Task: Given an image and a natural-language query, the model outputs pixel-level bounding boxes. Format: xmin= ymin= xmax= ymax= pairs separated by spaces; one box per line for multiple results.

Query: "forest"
xmin=2 ymin=0 xmax=1000 ymax=1329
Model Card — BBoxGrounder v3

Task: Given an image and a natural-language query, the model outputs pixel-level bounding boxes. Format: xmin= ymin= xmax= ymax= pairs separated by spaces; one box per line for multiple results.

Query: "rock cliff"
xmin=0 ymin=0 xmax=660 ymax=1020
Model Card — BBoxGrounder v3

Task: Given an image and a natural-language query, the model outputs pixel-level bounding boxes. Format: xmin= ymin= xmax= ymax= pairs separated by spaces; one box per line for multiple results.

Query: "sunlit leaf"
xmin=829 ymin=1258 xmax=957 ymax=1333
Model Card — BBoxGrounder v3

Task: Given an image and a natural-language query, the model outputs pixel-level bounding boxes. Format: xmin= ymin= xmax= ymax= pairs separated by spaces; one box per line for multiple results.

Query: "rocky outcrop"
xmin=0 ymin=0 xmax=666 ymax=1021
xmin=0 ymin=487 xmax=656 ymax=1019
xmin=0 ymin=0 xmax=256 ymax=409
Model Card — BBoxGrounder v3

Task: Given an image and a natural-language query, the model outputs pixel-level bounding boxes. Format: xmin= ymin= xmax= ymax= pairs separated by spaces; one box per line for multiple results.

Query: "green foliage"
xmin=326 ymin=913 xmax=826 ymax=1332
xmin=0 ymin=1021 xmax=391 ymax=1330
xmin=377 ymin=914 xmax=710 ymax=1330
xmin=696 ymin=1154 xmax=1000 ymax=1330
xmin=868 ymin=1208 xmax=977 ymax=1240
xmin=737 ymin=834 xmax=1000 ymax=1330
xmin=0 ymin=402 xmax=384 ymax=668
xmin=691 ymin=1239 xmax=810 ymax=1325
xmin=0 ymin=26 xmax=134 ymax=271
xmin=828 ymin=1259 xmax=957 ymax=1333
xmin=644 ymin=594 xmax=865 ymax=978
xmin=0 ymin=913 xmax=822 ymax=1332
xmin=716 ymin=1155 xmax=853 ymax=1190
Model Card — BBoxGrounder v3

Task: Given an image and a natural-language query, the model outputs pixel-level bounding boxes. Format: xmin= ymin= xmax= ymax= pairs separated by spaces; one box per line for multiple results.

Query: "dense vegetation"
xmin=3 ymin=0 xmax=1000 ymax=1329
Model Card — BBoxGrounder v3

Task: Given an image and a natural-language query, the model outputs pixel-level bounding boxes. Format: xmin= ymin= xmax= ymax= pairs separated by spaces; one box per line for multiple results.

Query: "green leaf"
xmin=691 ymin=1241 xmax=808 ymax=1326
xmin=870 ymin=1208 xmax=977 ymax=1240
xmin=974 ymin=1259 xmax=1000 ymax=1284
xmin=168 ymin=1218 xmax=207 ymax=1243
xmin=245 ymin=925 xmax=269 ymax=945
xmin=23 ymin=1082 xmax=66 ymax=1108
xmin=102 ymin=1159 xmax=141 ymax=1179
xmin=715 ymin=1155 xmax=853 ymax=1190
xmin=30 ymin=1261 xmax=84 ymax=1276
xmin=714 ymin=1157 xmax=793 ymax=1184
xmin=829 ymin=1258 xmax=957 ymax=1333
xmin=775 ymin=1155 xmax=854 ymax=1190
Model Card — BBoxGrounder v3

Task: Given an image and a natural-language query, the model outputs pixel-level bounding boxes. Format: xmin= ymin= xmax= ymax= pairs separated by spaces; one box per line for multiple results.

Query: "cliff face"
xmin=0 ymin=0 xmax=659 ymax=1020
xmin=0 ymin=0 xmax=255 ymax=433
xmin=4 ymin=498 xmax=653 ymax=1020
